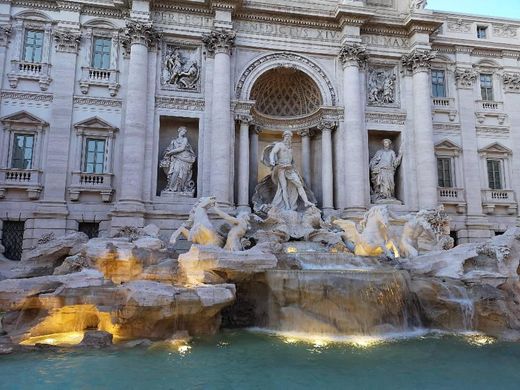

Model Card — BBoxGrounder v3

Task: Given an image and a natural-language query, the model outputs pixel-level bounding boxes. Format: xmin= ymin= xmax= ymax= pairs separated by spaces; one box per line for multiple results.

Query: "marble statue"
xmin=410 ymin=0 xmax=427 ymax=10
xmin=160 ymin=127 xmax=196 ymax=195
xmin=212 ymin=207 xmax=250 ymax=251
xmin=333 ymin=205 xmax=399 ymax=258
xmin=163 ymin=48 xmax=200 ymax=90
xmin=252 ymin=130 xmax=316 ymax=212
xmin=368 ymin=69 xmax=397 ymax=105
xmin=369 ymin=139 xmax=402 ymax=202
xmin=169 ymin=197 xmax=224 ymax=247
xmin=178 ymin=62 xmax=200 ymax=89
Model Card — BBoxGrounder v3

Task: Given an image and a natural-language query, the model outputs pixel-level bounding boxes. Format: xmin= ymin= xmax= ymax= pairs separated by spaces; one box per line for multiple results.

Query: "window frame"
xmin=437 ymin=157 xmax=453 ymax=188
xmin=91 ymin=36 xmax=112 ymax=70
xmin=480 ymin=73 xmax=494 ymax=101
xmin=431 ymin=69 xmax=447 ymax=98
xmin=477 ymin=25 xmax=488 ymax=39
xmin=11 ymin=133 xmax=35 ymax=170
xmin=486 ymin=158 xmax=503 ymax=190
xmin=83 ymin=138 xmax=107 ymax=174
xmin=478 ymin=143 xmax=513 ymax=191
xmin=22 ymin=29 xmax=44 ymax=63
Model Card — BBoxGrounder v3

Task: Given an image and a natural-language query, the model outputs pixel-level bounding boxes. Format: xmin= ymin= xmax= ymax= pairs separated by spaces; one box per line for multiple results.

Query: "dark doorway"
xmin=78 ymin=222 xmax=100 ymax=239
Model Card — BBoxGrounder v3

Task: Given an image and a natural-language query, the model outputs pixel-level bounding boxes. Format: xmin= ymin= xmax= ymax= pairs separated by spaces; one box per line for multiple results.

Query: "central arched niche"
xmin=250 ymin=67 xmax=323 ymax=118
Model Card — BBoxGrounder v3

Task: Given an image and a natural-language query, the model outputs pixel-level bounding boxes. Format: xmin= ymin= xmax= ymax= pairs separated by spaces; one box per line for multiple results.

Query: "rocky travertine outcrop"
xmin=178 ymin=245 xmax=278 ymax=284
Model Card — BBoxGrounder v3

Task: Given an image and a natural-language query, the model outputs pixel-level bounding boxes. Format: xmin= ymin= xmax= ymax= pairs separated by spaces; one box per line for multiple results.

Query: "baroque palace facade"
xmin=0 ymin=0 xmax=519 ymax=259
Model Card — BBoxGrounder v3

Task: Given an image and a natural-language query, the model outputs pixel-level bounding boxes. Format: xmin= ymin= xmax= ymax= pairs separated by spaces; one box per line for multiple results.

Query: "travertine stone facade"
xmin=0 ymin=0 xmax=519 ymax=256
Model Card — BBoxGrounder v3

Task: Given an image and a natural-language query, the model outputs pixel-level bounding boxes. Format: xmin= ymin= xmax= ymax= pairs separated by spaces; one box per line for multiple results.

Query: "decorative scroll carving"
xmin=367 ymin=67 xmax=398 ymax=106
xmin=338 ymin=43 xmax=367 ymax=67
xmin=54 ymin=30 xmax=81 ymax=53
xmin=409 ymin=0 xmax=427 ymax=10
xmin=447 ymin=19 xmax=471 ymax=33
xmin=455 ymin=68 xmax=478 ymax=89
xmin=162 ymin=45 xmax=201 ymax=92
xmin=202 ymin=29 xmax=236 ymax=55
xmin=401 ymin=49 xmax=436 ymax=73
xmin=503 ymin=73 xmax=520 ymax=93
xmin=493 ymin=24 xmax=518 ymax=38
xmin=123 ymin=19 xmax=161 ymax=49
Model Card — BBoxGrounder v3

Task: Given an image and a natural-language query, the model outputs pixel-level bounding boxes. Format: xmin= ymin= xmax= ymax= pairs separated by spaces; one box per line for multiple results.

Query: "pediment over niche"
xmin=74 ymin=116 xmax=118 ymax=132
xmin=479 ymin=142 xmax=512 ymax=157
xmin=0 ymin=110 xmax=48 ymax=130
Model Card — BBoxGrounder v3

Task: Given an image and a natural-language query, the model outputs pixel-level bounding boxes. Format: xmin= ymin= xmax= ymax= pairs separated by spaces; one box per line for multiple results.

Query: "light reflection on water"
xmin=1 ymin=330 xmax=520 ymax=390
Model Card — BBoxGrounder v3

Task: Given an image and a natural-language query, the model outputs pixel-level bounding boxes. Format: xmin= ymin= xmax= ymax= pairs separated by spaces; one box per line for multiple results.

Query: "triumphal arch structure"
xmin=0 ymin=0 xmax=519 ymax=258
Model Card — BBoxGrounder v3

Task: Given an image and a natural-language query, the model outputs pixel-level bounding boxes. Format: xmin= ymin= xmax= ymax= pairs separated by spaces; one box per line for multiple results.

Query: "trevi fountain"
xmin=1 ymin=130 xmax=520 ymax=388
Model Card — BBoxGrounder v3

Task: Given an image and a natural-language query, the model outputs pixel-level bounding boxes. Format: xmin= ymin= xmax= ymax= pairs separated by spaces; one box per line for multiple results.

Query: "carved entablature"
xmin=123 ymin=19 xmax=161 ymax=49
xmin=367 ymin=65 xmax=399 ymax=107
xmin=401 ymin=49 xmax=436 ymax=73
xmin=455 ymin=68 xmax=478 ymax=89
xmin=161 ymin=43 xmax=201 ymax=93
xmin=503 ymin=73 xmax=520 ymax=93
xmin=202 ymin=29 xmax=236 ymax=56
xmin=493 ymin=24 xmax=518 ymax=38
xmin=338 ymin=43 xmax=367 ymax=67
xmin=317 ymin=120 xmax=337 ymax=132
xmin=54 ymin=29 xmax=81 ymax=53
xmin=446 ymin=19 xmax=471 ymax=34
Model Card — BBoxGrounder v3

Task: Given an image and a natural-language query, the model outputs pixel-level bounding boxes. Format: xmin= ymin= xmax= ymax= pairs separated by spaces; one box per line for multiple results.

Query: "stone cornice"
xmin=54 ymin=29 xmax=81 ymax=53
xmin=401 ymin=49 xmax=436 ymax=73
xmin=234 ymin=12 xmax=339 ymax=30
xmin=56 ymin=1 xmax=83 ymax=12
xmin=334 ymin=5 xmax=374 ymax=28
xmin=403 ymin=14 xmax=443 ymax=37
xmin=202 ymin=28 xmax=236 ymax=55
xmin=12 ymin=0 xmax=58 ymax=11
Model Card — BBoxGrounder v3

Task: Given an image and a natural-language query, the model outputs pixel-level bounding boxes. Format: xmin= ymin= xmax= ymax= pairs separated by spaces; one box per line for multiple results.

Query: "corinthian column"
xmin=402 ymin=49 xmax=438 ymax=209
xmin=339 ymin=43 xmax=368 ymax=215
xmin=236 ymin=114 xmax=251 ymax=209
xmin=203 ymin=29 xmax=236 ymax=205
xmin=318 ymin=121 xmax=335 ymax=211
xmin=115 ymin=20 xmax=159 ymax=222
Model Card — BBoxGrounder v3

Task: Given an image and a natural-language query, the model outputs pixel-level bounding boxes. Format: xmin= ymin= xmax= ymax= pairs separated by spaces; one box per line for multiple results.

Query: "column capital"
xmin=339 ymin=43 xmax=367 ymax=68
xmin=455 ymin=67 xmax=478 ymax=89
xmin=54 ymin=29 xmax=81 ymax=53
xmin=235 ymin=113 xmax=253 ymax=124
xmin=297 ymin=129 xmax=313 ymax=138
xmin=503 ymin=72 xmax=520 ymax=94
xmin=318 ymin=121 xmax=337 ymax=132
xmin=123 ymin=19 xmax=161 ymax=49
xmin=401 ymin=49 xmax=436 ymax=74
xmin=202 ymin=29 xmax=236 ymax=56
xmin=253 ymin=125 xmax=262 ymax=134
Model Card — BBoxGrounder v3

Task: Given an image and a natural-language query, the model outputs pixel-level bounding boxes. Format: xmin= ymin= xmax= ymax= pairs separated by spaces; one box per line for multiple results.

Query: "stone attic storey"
xmin=0 ymin=0 xmax=519 ymax=260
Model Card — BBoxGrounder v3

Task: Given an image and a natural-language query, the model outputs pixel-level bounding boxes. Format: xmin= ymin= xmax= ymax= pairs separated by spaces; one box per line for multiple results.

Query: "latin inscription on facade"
xmin=361 ymin=35 xmax=409 ymax=49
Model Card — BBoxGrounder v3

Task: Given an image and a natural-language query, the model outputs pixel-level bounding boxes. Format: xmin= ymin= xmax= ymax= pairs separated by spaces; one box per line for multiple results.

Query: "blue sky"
xmin=428 ymin=0 xmax=520 ymax=20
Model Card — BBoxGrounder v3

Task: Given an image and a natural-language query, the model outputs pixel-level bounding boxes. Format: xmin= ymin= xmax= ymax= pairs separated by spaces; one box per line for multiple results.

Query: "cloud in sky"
xmin=428 ymin=0 xmax=520 ymax=19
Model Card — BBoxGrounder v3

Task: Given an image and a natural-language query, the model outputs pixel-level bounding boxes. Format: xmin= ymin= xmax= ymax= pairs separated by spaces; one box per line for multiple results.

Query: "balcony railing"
xmin=437 ymin=187 xmax=466 ymax=213
xmin=432 ymin=97 xmax=453 ymax=107
xmin=8 ymin=60 xmax=51 ymax=90
xmin=431 ymin=97 xmax=457 ymax=121
xmin=0 ymin=168 xmax=43 ymax=199
xmin=80 ymin=67 xmax=120 ymax=96
xmin=69 ymin=172 xmax=114 ymax=202
xmin=482 ymin=189 xmax=517 ymax=215
xmin=476 ymin=100 xmax=504 ymax=112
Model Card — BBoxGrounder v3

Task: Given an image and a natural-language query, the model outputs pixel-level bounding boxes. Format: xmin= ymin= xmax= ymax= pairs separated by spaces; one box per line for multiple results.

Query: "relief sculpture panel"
xmin=161 ymin=44 xmax=201 ymax=92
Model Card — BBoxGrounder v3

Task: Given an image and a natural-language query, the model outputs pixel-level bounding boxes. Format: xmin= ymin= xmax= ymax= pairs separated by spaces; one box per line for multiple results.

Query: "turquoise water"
xmin=1 ymin=330 xmax=520 ymax=390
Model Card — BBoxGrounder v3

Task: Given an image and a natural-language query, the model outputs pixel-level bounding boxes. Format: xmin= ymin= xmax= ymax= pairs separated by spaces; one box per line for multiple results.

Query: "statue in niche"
xmin=252 ymin=130 xmax=316 ymax=212
xmin=368 ymin=69 xmax=397 ymax=105
xmin=163 ymin=47 xmax=200 ymax=90
xmin=369 ymin=138 xmax=402 ymax=203
xmin=160 ymin=126 xmax=196 ymax=196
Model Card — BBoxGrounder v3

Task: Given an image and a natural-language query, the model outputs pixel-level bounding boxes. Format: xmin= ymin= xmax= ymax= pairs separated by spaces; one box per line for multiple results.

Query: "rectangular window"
xmin=78 ymin=222 xmax=100 ymax=239
xmin=84 ymin=138 xmax=106 ymax=174
xmin=431 ymin=70 xmax=446 ymax=98
xmin=11 ymin=134 xmax=34 ymax=169
xmin=437 ymin=157 xmax=453 ymax=188
xmin=23 ymin=29 xmax=44 ymax=63
xmin=480 ymin=74 xmax=494 ymax=101
xmin=91 ymin=37 xmax=112 ymax=69
xmin=487 ymin=159 xmax=503 ymax=190
xmin=477 ymin=26 xmax=488 ymax=39
xmin=1 ymin=221 xmax=25 ymax=261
